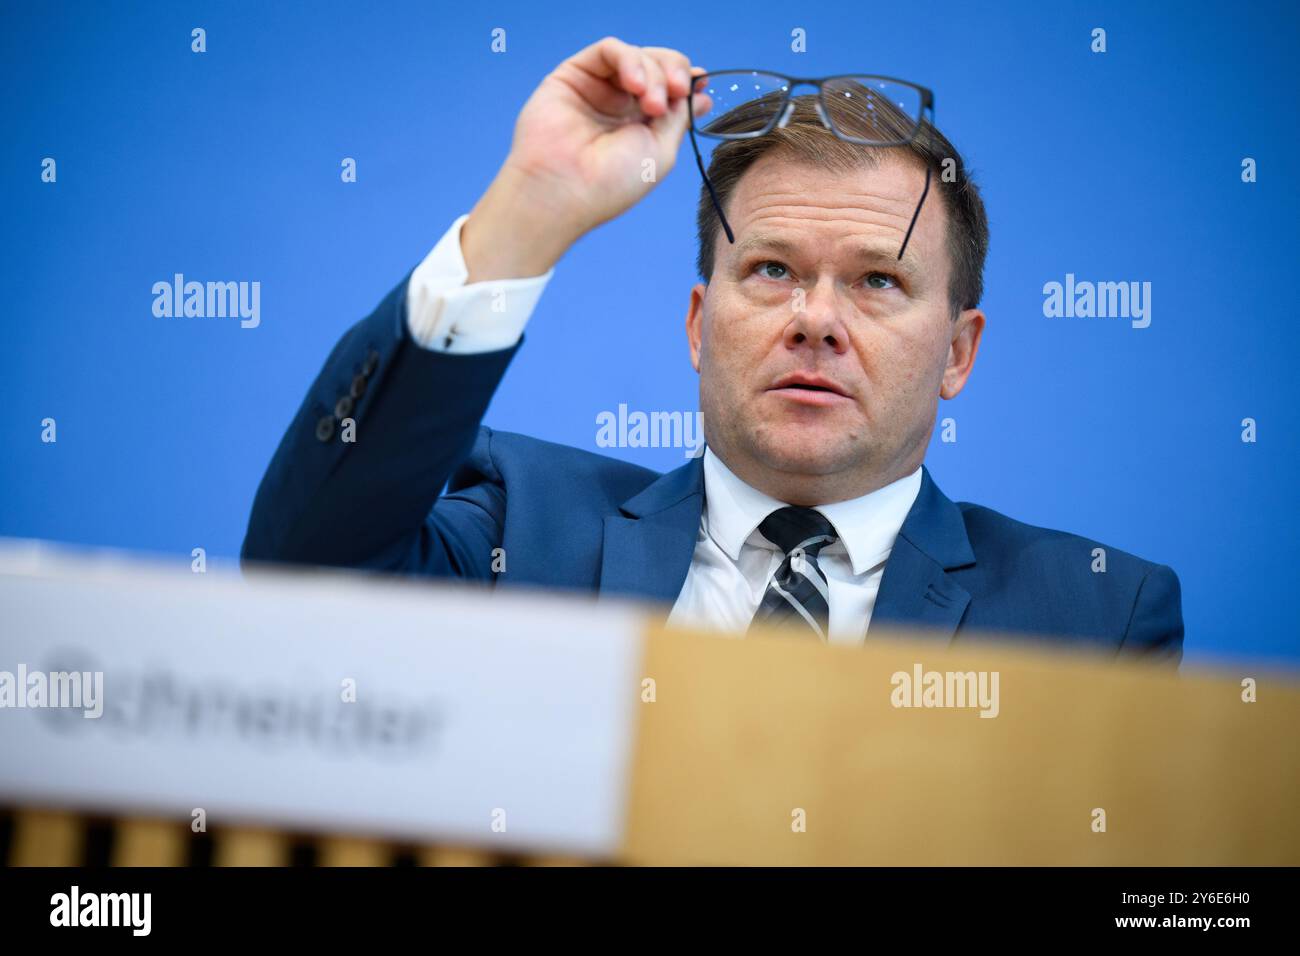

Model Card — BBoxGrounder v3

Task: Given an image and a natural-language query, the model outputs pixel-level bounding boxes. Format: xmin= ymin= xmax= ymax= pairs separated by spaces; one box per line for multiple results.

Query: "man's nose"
xmin=783 ymin=280 xmax=849 ymax=353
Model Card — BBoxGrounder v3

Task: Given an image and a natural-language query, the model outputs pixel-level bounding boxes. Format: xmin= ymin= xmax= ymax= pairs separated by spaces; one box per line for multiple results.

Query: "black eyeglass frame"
xmin=686 ymin=70 xmax=936 ymax=262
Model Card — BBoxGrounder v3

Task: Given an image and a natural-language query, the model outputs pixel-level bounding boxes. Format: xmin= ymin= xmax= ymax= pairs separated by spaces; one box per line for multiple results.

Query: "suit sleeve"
xmin=240 ymin=270 xmax=522 ymax=577
xmin=1117 ymin=563 xmax=1185 ymax=667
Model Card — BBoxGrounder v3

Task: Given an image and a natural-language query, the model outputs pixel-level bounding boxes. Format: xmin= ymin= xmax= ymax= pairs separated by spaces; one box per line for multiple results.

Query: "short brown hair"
xmin=694 ymin=90 xmax=989 ymax=315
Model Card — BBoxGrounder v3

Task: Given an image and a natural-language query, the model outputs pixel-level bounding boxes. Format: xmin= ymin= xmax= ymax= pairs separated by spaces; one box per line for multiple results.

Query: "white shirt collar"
xmin=701 ymin=446 xmax=923 ymax=576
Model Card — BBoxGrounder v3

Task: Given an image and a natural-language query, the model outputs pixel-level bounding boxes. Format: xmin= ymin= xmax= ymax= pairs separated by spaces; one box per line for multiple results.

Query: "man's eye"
xmin=755 ymin=261 xmax=789 ymax=280
xmin=865 ymin=272 xmax=898 ymax=290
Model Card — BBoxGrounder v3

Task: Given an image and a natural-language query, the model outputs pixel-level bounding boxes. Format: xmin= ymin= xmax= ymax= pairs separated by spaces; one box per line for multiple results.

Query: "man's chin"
xmin=752 ymin=432 xmax=860 ymax=478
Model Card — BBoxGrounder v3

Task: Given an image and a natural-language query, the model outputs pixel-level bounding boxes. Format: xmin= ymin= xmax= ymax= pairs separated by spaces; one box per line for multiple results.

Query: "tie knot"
xmin=758 ymin=506 xmax=838 ymax=557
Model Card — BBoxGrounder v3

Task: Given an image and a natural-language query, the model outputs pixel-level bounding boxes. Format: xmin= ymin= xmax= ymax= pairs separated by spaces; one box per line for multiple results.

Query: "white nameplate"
xmin=0 ymin=541 xmax=646 ymax=856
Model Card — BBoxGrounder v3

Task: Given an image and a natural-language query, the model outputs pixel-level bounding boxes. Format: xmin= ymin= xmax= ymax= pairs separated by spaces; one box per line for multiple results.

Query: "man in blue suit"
xmin=243 ymin=37 xmax=1182 ymax=663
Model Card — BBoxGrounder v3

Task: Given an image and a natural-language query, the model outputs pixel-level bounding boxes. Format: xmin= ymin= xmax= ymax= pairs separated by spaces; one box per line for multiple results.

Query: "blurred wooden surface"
xmin=3 ymin=625 xmax=1297 ymax=866
xmin=112 ymin=818 xmax=187 ymax=866
xmin=213 ymin=828 xmax=290 ymax=867
xmin=10 ymin=810 xmax=82 ymax=866
xmin=318 ymin=837 xmax=390 ymax=867
xmin=622 ymin=624 xmax=1300 ymax=865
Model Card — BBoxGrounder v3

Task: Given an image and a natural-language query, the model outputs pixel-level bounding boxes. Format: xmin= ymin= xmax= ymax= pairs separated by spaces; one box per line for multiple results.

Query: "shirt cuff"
xmin=405 ymin=213 xmax=553 ymax=354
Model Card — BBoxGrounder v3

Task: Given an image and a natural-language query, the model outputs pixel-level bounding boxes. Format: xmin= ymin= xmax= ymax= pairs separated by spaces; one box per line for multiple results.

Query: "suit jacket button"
xmin=334 ymin=395 xmax=354 ymax=420
xmin=349 ymin=374 xmax=367 ymax=399
xmin=315 ymin=415 xmax=335 ymax=442
xmin=363 ymin=350 xmax=380 ymax=376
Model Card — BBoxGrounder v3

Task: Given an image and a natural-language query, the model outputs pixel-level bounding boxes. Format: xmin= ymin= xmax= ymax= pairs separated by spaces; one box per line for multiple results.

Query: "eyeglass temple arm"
xmin=690 ymin=124 xmax=736 ymax=244
xmin=896 ymin=105 xmax=936 ymax=261
xmin=896 ymin=164 xmax=930 ymax=261
xmin=689 ymin=102 xmax=936 ymax=258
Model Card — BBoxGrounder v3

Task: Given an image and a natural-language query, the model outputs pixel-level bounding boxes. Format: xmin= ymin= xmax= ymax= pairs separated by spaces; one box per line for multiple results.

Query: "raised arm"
xmin=241 ymin=38 xmax=708 ymax=573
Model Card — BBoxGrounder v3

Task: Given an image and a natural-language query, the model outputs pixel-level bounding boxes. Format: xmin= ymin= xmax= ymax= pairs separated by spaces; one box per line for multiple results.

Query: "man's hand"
xmin=461 ymin=37 xmax=709 ymax=283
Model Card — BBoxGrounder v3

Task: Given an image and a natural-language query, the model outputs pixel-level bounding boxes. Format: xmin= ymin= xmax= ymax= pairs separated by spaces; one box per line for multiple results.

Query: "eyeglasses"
xmin=687 ymin=71 xmax=936 ymax=262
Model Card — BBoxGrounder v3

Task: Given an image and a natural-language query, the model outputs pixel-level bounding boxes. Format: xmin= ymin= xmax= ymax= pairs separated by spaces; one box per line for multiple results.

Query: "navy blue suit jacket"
xmin=243 ymin=275 xmax=1184 ymax=664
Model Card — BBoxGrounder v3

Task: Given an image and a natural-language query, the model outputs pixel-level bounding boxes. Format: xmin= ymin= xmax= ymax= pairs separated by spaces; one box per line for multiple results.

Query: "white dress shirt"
xmin=404 ymin=216 xmax=923 ymax=643
xmin=665 ymin=449 xmax=921 ymax=644
xmin=404 ymin=213 xmax=548 ymax=353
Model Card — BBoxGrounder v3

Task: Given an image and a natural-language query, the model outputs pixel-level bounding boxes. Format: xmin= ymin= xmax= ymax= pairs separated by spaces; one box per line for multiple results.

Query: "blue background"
xmin=3 ymin=1 xmax=1296 ymax=667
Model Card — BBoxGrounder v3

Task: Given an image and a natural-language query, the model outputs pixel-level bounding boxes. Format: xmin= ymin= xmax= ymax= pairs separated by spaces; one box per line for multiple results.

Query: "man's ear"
xmin=940 ymin=307 xmax=985 ymax=399
xmin=686 ymin=282 xmax=707 ymax=373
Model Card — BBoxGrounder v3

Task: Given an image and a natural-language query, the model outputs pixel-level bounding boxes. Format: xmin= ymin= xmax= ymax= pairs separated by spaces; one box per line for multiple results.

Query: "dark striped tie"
xmin=747 ymin=506 xmax=839 ymax=641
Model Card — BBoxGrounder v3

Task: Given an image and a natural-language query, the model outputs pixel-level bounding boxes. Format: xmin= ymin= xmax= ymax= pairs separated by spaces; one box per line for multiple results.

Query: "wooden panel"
xmin=213 ymin=827 xmax=289 ymax=867
xmin=10 ymin=809 xmax=82 ymax=866
xmin=622 ymin=623 xmax=1300 ymax=866
xmin=318 ymin=837 xmax=390 ymax=867
xmin=418 ymin=845 xmax=495 ymax=866
xmin=112 ymin=818 xmax=186 ymax=866
xmin=525 ymin=856 xmax=590 ymax=866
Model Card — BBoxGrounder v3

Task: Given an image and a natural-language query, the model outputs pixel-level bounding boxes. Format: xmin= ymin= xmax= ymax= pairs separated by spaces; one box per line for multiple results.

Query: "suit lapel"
xmin=869 ymin=465 xmax=976 ymax=644
xmin=598 ymin=454 xmax=705 ymax=605
xmin=595 ymin=457 xmax=976 ymax=640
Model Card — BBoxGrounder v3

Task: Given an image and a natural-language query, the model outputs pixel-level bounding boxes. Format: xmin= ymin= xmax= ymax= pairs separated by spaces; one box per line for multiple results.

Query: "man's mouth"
xmin=767 ymin=373 xmax=851 ymax=405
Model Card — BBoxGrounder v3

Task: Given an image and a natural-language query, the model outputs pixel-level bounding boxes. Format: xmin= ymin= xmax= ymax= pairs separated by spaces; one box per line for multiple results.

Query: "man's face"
xmin=686 ymin=151 xmax=984 ymax=505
